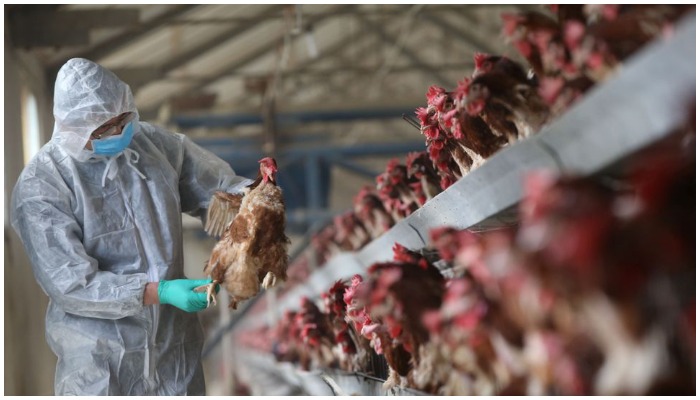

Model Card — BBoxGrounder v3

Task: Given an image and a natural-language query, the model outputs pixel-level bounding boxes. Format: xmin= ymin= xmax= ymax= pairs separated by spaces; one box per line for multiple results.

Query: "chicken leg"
xmin=261 ymin=271 xmax=277 ymax=289
xmin=194 ymin=280 xmax=219 ymax=307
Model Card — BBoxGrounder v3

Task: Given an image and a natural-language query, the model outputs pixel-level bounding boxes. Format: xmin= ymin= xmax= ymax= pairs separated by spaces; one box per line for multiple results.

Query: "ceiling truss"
xmin=10 ymin=5 xmax=526 ymax=123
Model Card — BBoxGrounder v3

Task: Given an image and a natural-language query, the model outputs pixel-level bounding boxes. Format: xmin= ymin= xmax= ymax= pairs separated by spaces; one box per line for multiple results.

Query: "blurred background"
xmin=4 ymin=4 xmax=696 ymax=396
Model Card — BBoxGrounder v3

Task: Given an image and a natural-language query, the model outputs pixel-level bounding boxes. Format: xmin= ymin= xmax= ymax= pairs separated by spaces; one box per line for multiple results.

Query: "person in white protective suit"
xmin=10 ymin=58 xmax=252 ymax=395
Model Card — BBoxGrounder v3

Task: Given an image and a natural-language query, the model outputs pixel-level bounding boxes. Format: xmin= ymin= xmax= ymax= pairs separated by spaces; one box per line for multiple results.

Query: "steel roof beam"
xmin=163 ymin=5 xmax=475 ymax=25
xmin=186 ymin=4 xmax=355 ymax=89
xmin=163 ymin=62 xmax=475 ymax=81
xmin=159 ymin=5 xmax=282 ymax=74
xmin=54 ymin=5 xmax=199 ymax=67
xmin=354 ymin=12 xmax=453 ymax=88
xmin=419 ymin=11 xmax=502 ymax=55
xmin=171 ymin=107 xmax=418 ymax=128
xmin=9 ymin=8 xmax=140 ymax=48
xmin=142 ymin=4 xmax=356 ymax=115
xmin=215 ymin=23 xmax=369 ymax=108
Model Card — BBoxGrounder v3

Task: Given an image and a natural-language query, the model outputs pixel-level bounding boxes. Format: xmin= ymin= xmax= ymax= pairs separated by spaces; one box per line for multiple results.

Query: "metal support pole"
xmin=305 ymin=156 xmax=323 ymax=210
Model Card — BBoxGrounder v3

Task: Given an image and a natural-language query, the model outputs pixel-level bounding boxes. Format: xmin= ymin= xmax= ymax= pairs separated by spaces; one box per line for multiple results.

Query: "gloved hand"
xmin=158 ymin=278 xmax=219 ymax=312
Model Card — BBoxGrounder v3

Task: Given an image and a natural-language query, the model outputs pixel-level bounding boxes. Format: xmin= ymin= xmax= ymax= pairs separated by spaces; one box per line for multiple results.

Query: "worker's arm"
xmin=11 ymin=173 xmax=149 ymax=319
xmin=136 ymin=124 xmax=252 ymax=222
xmin=177 ymin=134 xmax=253 ymax=219
xmin=143 ymin=282 xmax=159 ymax=305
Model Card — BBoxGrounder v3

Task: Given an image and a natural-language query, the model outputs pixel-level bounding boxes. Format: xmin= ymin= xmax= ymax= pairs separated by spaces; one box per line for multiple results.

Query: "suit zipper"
xmin=116 ymin=170 xmax=159 ymax=392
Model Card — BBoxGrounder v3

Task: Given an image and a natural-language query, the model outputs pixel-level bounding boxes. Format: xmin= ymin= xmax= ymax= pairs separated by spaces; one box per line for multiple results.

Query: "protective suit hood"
xmin=51 ymin=58 xmax=140 ymax=161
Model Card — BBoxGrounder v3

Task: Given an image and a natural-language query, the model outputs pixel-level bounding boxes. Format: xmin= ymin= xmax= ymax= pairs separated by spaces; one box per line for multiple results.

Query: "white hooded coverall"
xmin=11 ymin=58 xmax=250 ymax=395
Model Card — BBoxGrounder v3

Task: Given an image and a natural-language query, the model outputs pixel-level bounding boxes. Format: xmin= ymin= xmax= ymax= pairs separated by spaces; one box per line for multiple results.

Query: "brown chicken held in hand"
xmin=198 ymin=157 xmax=290 ymax=309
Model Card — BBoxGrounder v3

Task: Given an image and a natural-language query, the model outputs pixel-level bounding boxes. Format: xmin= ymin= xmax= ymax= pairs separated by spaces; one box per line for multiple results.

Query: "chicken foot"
xmin=194 ymin=280 xmax=219 ymax=307
xmin=261 ymin=271 xmax=277 ymax=289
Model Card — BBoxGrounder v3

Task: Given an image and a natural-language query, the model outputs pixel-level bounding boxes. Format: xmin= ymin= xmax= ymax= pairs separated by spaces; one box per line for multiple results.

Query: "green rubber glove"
xmin=158 ymin=278 xmax=217 ymax=312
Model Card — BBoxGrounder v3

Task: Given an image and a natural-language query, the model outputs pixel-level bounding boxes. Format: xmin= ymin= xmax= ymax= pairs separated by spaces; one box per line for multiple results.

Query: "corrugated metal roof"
xmin=10 ymin=4 xmax=533 ymax=123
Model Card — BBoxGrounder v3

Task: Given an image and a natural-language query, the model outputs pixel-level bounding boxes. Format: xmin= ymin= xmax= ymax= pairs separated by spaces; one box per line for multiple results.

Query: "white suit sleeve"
xmin=177 ymin=135 xmax=253 ymax=219
xmin=11 ymin=173 xmax=148 ymax=319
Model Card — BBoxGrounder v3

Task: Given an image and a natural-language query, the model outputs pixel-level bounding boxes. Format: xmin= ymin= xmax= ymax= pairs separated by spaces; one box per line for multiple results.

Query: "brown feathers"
xmin=203 ymin=157 xmax=290 ymax=309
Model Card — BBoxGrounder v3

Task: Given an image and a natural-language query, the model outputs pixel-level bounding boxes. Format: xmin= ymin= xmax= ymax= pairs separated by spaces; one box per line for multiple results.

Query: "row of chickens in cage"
xmin=282 ymin=4 xmax=693 ymax=293
xmin=236 ymin=122 xmax=695 ymax=395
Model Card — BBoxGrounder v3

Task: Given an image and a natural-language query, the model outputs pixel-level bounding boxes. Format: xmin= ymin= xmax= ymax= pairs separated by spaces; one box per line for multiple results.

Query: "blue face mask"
xmin=92 ymin=121 xmax=135 ymax=156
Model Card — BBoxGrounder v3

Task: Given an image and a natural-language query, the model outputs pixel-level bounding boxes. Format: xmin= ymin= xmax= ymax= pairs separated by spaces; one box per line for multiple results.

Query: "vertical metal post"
xmin=305 ymin=156 xmax=323 ymax=210
xmin=219 ymin=290 xmax=233 ymax=393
